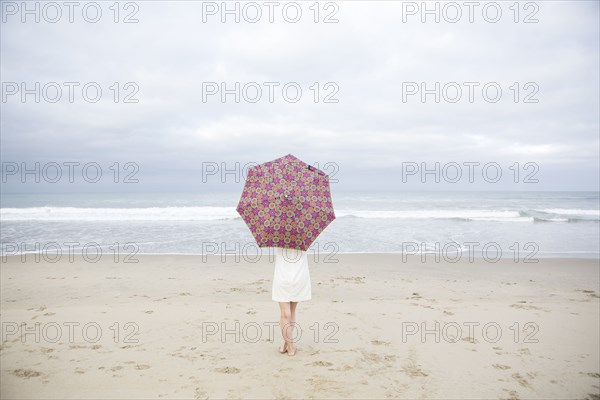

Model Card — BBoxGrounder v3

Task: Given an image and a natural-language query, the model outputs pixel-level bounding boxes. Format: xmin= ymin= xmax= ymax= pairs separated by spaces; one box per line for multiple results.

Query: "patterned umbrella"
xmin=236 ymin=154 xmax=336 ymax=251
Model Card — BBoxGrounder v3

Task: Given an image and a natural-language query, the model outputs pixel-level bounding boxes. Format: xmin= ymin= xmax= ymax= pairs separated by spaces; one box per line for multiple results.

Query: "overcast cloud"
xmin=1 ymin=1 xmax=598 ymax=192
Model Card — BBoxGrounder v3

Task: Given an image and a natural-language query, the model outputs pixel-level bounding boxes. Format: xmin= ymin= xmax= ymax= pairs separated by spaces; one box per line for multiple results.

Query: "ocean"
xmin=1 ymin=191 xmax=599 ymax=259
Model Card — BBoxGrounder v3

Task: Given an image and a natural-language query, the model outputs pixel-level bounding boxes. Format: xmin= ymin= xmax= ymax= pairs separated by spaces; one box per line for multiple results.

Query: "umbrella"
xmin=236 ymin=154 xmax=336 ymax=251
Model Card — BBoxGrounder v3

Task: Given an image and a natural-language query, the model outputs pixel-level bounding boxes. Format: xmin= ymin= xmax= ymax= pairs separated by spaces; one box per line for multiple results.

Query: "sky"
xmin=1 ymin=0 xmax=599 ymax=193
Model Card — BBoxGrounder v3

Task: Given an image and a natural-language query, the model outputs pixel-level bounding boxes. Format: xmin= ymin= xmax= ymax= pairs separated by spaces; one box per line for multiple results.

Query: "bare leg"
xmin=278 ymin=302 xmax=292 ymax=353
xmin=288 ymin=302 xmax=298 ymax=356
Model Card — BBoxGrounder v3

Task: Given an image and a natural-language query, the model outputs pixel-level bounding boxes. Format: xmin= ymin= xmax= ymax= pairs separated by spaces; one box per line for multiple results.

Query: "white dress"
xmin=272 ymin=247 xmax=311 ymax=302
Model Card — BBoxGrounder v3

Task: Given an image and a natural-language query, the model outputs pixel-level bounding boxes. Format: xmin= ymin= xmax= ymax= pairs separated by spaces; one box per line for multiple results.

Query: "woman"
xmin=272 ymin=246 xmax=311 ymax=357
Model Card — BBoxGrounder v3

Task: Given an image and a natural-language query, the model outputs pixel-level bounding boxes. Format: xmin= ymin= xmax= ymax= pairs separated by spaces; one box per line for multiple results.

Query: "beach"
xmin=1 ymin=253 xmax=598 ymax=399
xmin=3 ymin=0 xmax=599 ymax=398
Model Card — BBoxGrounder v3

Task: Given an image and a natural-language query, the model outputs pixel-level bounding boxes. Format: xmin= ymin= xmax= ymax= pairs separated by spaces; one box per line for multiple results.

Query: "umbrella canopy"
xmin=236 ymin=154 xmax=336 ymax=251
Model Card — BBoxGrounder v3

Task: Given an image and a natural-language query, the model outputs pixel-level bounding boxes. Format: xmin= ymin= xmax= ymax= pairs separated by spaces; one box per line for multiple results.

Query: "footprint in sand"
xmin=580 ymin=372 xmax=600 ymax=378
xmin=401 ymin=361 xmax=429 ymax=377
xmin=311 ymin=361 xmax=333 ymax=367
xmin=307 ymin=376 xmax=349 ymax=395
xmin=576 ymin=289 xmax=600 ymax=298
xmin=215 ymin=367 xmax=240 ymax=374
xmin=501 ymin=389 xmax=520 ymax=400
xmin=371 ymin=340 xmax=390 ymax=346
xmin=194 ymin=388 xmax=209 ymax=400
xmin=68 ymin=344 xmax=102 ymax=350
xmin=360 ymin=350 xmax=382 ymax=364
xmin=335 ymin=276 xmax=366 ymax=284
xmin=12 ymin=369 xmax=43 ymax=378
xmin=400 ymin=348 xmax=429 ymax=378
xmin=510 ymin=302 xmax=543 ymax=311
xmin=512 ymin=373 xmax=532 ymax=388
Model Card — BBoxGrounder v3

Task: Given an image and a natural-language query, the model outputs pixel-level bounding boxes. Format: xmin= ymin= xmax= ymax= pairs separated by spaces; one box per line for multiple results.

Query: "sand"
xmin=1 ymin=253 xmax=599 ymax=399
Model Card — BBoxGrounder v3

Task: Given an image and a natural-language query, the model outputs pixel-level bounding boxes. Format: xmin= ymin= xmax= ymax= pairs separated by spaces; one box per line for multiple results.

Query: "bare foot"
xmin=287 ymin=345 xmax=297 ymax=357
xmin=278 ymin=342 xmax=287 ymax=354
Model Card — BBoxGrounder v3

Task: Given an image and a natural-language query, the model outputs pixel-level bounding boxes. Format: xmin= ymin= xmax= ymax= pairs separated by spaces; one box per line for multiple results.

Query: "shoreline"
xmin=4 ymin=252 xmax=600 ymax=259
